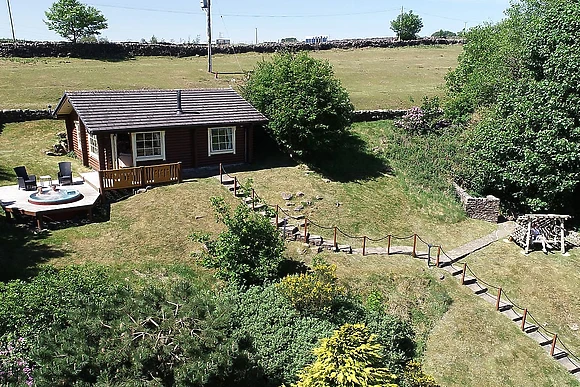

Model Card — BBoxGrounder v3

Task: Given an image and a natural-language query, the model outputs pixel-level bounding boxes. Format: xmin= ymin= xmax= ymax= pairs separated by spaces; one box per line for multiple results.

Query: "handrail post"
xmin=177 ymin=162 xmax=182 ymax=183
xmin=252 ymin=188 xmax=255 ymax=210
xmin=304 ymin=217 xmax=308 ymax=242
xmin=219 ymin=163 xmax=223 ymax=184
xmin=97 ymin=170 xmax=104 ymax=194
xmin=461 ymin=263 xmax=467 ymax=285
xmin=550 ymin=334 xmax=557 ymax=356
xmin=436 ymin=246 xmax=441 ymax=267
xmin=362 ymin=236 xmax=367 ymax=256
xmin=387 ymin=235 xmax=391 ymax=255
xmin=275 ymin=204 xmax=279 ymax=227
xmin=495 ymin=287 xmax=502 ymax=311
xmin=234 ymin=176 xmax=237 ymax=196
xmin=521 ymin=308 xmax=528 ymax=331
xmin=412 ymin=234 xmax=417 ymax=257
xmin=333 ymin=227 xmax=337 ymax=251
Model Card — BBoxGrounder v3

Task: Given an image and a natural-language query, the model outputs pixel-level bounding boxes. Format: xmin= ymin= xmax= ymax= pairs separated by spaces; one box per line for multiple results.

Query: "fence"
xmin=218 ymin=163 xmax=580 ymax=372
xmin=98 ymin=162 xmax=182 ymax=192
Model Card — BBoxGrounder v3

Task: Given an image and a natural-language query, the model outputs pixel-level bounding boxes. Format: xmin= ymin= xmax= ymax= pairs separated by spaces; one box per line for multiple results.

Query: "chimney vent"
xmin=176 ymin=89 xmax=183 ymax=114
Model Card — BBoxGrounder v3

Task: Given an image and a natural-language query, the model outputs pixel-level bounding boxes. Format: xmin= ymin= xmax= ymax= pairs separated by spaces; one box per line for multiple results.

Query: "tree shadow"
xmin=0 ymin=164 xmax=14 ymax=182
xmin=306 ymin=131 xmax=392 ymax=182
xmin=0 ymin=218 xmax=67 ymax=282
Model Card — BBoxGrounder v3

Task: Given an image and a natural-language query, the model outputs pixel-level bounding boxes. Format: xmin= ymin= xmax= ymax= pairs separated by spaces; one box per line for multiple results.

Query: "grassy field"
xmin=0 ymin=45 xmax=462 ymax=110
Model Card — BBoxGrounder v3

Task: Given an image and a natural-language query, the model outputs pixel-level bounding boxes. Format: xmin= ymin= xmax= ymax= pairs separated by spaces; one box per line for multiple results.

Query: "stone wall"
xmin=453 ymin=183 xmax=500 ymax=223
xmin=0 ymin=38 xmax=463 ymax=59
xmin=0 ymin=109 xmax=53 ymax=124
xmin=352 ymin=109 xmax=407 ymax=122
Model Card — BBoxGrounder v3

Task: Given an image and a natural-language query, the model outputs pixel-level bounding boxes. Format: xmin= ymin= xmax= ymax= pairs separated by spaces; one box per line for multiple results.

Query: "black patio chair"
xmin=14 ymin=166 xmax=37 ymax=190
xmin=58 ymin=161 xmax=73 ymax=185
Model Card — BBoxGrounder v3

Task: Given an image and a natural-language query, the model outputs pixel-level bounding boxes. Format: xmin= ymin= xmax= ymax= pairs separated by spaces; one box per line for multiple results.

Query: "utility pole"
xmin=255 ymin=27 xmax=258 ymax=45
xmin=399 ymin=6 xmax=404 ymax=41
xmin=201 ymin=0 xmax=212 ymax=73
xmin=6 ymin=0 xmax=16 ymax=44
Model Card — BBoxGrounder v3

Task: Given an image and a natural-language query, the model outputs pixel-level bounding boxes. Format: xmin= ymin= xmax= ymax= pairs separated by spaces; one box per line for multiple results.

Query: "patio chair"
xmin=58 ymin=161 xmax=73 ymax=185
xmin=13 ymin=166 xmax=37 ymax=190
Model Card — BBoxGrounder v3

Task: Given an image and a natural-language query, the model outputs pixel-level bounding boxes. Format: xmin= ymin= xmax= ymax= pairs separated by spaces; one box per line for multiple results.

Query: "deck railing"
xmin=98 ymin=162 xmax=182 ymax=192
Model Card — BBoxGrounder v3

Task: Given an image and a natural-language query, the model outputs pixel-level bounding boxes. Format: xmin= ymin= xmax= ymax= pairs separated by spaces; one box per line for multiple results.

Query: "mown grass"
xmin=0 ymin=45 xmax=462 ymax=110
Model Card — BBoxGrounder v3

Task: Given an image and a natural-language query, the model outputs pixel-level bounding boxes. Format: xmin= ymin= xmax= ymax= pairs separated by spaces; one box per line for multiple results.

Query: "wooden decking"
xmin=0 ymin=177 xmax=101 ymax=229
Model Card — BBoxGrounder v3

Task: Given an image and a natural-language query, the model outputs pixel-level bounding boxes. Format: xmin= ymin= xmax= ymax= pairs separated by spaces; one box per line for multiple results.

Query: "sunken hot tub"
xmin=28 ymin=187 xmax=83 ymax=205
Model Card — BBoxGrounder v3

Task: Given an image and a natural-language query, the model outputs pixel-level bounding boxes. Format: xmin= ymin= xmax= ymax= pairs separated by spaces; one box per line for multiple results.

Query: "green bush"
xmin=241 ymin=51 xmax=354 ymax=157
xmin=192 ymin=197 xmax=285 ymax=286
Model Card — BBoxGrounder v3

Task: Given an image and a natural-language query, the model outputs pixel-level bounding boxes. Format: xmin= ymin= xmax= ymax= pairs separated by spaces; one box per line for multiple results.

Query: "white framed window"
xmin=132 ymin=131 xmax=166 ymax=161
xmin=208 ymin=127 xmax=236 ymax=156
xmin=75 ymin=120 xmax=83 ymax=153
xmin=88 ymin=133 xmax=99 ymax=157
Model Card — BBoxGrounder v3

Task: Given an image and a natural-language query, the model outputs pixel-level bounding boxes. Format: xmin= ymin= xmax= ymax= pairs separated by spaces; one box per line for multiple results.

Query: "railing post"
xmin=333 ymin=227 xmax=337 ymax=250
xmin=550 ymin=334 xmax=557 ymax=356
xmin=412 ymin=234 xmax=417 ymax=257
xmin=234 ymin=176 xmax=238 ymax=196
xmin=387 ymin=235 xmax=391 ymax=255
xmin=252 ymin=189 xmax=255 ymax=210
xmin=177 ymin=162 xmax=182 ymax=183
xmin=219 ymin=162 xmax=223 ymax=184
xmin=275 ymin=204 xmax=279 ymax=227
xmin=304 ymin=217 xmax=308 ymax=242
xmin=461 ymin=263 xmax=467 ymax=285
xmin=97 ymin=170 xmax=104 ymax=194
xmin=362 ymin=236 xmax=367 ymax=256
xmin=521 ymin=308 xmax=528 ymax=331
xmin=436 ymin=246 xmax=441 ymax=267
xmin=140 ymin=167 xmax=145 ymax=188
xmin=495 ymin=287 xmax=502 ymax=311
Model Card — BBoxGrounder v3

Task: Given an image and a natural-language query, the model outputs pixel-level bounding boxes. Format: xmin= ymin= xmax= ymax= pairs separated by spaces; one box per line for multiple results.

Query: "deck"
xmin=0 ymin=177 xmax=101 ymax=229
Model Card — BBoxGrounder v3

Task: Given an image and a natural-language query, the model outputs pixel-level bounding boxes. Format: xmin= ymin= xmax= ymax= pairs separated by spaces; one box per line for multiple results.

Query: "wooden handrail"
xmin=98 ymin=162 xmax=182 ymax=192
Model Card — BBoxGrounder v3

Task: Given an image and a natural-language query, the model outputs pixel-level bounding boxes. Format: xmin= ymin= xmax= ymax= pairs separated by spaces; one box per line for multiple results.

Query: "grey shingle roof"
xmin=54 ymin=88 xmax=268 ymax=133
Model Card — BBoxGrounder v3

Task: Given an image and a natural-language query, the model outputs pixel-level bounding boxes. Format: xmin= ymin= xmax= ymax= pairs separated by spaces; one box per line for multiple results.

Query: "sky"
xmin=2 ymin=0 xmax=511 ymax=44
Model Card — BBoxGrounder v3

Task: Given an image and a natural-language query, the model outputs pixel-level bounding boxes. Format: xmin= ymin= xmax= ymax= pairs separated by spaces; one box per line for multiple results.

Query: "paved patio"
xmin=0 ymin=177 xmax=101 ymax=229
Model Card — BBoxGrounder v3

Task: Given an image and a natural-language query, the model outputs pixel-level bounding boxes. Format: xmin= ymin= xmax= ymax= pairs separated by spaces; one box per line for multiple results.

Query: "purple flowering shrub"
xmin=0 ymin=337 xmax=34 ymax=386
xmin=395 ymin=96 xmax=450 ymax=135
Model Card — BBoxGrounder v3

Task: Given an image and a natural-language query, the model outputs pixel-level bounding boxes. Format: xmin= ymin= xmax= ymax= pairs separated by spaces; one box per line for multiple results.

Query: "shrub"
xmin=277 ymin=257 xmax=345 ymax=315
xmin=289 ymin=323 xmax=399 ymax=387
xmin=399 ymin=361 xmax=440 ymax=387
xmin=241 ymin=51 xmax=354 ymax=157
xmin=192 ymin=197 xmax=285 ymax=286
xmin=0 ymin=337 xmax=34 ymax=386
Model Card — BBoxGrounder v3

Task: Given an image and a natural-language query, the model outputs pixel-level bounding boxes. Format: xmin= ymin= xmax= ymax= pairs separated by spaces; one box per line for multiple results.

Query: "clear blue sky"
xmin=2 ymin=0 xmax=510 ymax=43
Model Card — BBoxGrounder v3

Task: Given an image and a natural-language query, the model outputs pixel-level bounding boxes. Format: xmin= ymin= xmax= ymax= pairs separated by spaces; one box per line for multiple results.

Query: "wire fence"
xmin=218 ymin=164 xmax=580 ymax=368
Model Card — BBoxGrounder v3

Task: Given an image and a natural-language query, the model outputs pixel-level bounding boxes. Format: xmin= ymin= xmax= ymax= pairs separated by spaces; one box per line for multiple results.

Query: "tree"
xmin=241 ymin=52 xmax=354 ymax=157
xmin=191 ymin=197 xmax=285 ymax=286
xmin=44 ymin=0 xmax=107 ymax=43
xmin=447 ymin=0 xmax=580 ymax=214
xmin=390 ymin=11 xmax=423 ymax=41
xmin=431 ymin=30 xmax=456 ymax=38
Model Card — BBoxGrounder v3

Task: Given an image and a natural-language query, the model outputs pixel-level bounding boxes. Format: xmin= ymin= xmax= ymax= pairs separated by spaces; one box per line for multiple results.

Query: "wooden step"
xmin=558 ymin=356 xmax=580 ymax=374
xmin=465 ymin=281 xmax=488 ymax=295
xmin=308 ymin=234 xmax=323 ymax=246
xmin=461 ymin=275 xmax=477 ymax=285
xmin=527 ymin=330 xmax=552 ymax=346
xmin=337 ymin=244 xmax=352 ymax=254
xmin=220 ymin=177 xmax=234 ymax=185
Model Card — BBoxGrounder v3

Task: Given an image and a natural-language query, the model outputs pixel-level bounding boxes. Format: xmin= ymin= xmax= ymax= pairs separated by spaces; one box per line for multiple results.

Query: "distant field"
xmin=0 ymin=45 xmax=462 ymax=110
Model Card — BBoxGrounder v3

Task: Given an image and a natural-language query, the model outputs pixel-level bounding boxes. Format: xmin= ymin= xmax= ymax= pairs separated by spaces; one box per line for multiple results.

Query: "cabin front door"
xmin=111 ymin=133 xmax=134 ymax=168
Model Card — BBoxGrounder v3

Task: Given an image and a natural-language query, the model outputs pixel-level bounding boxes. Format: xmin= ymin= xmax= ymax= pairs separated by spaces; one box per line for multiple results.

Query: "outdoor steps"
xmin=528 ymin=330 xmax=553 ymax=346
xmin=464 ymin=281 xmax=488 ymax=295
xmin=559 ymin=356 xmax=580 ymax=374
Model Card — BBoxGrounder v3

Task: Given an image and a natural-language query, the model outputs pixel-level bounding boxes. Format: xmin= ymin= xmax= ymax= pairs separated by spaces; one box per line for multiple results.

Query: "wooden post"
xmin=304 ymin=218 xmax=308 ymax=242
xmin=412 ymin=234 xmax=417 ymax=257
xmin=362 ymin=236 xmax=367 ymax=256
xmin=525 ymin=219 xmax=532 ymax=254
xmin=560 ymin=218 xmax=565 ymax=254
xmin=461 ymin=263 xmax=467 ymax=285
xmin=234 ymin=176 xmax=237 ymax=196
xmin=177 ymin=162 xmax=183 ymax=183
xmin=252 ymin=189 xmax=255 ymax=210
xmin=387 ymin=235 xmax=391 ymax=255
xmin=521 ymin=308 xmax=528 ymax=331
xmin=435 ymin=246 xmax=441 ymax=267
xmin=333 ymin=227 xmax=337 ymax=250
xmin=495 ymin=287 xmax=502 ymax=311
xmin=275 ymin=205 xmax=279 ymax=227
xmin=550 ymin=334 xmax=557 ymax=356
xmin=219 ymin=162 xmax=223 ymax=184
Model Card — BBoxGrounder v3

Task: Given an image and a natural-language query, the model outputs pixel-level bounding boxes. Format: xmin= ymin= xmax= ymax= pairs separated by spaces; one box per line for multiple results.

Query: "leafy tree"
xmin=448 ymin=0 xmax=580 ymax=214
xmin=431 ymin=30 xmax=456 ymax=38
xmin=192 ymin=197 xmax=285 ymax=286
xmin=390 ymin=11 xmax=423 ymax=41
xmin=241 ymin=51 xmax=354 ymax=157
xmin=44 ymin=0 xmax=107 ymax=43
xmin=289 ymin=323 xmax=399 ymax=387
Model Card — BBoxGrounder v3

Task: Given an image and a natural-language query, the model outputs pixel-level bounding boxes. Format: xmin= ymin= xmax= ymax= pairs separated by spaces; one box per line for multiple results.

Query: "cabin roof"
xmin=54 ymin=88 xmax=268 ymax=133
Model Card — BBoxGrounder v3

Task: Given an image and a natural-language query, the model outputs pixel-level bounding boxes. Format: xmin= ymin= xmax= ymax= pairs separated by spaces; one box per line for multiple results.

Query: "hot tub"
xmin=28 ymin=187 xmax=83 ymax=205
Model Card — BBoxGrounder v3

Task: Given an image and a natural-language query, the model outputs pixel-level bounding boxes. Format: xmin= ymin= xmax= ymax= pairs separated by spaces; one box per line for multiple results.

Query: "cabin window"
xmin=88 ymin=133 xmax=99 ymax=157
xmin=132 ymin=131 xmax=166 ymax=161
xmin=208 ymin=127 xmax=236 ymax=156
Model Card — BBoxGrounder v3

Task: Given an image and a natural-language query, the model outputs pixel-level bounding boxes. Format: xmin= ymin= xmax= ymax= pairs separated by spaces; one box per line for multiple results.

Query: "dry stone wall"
xmin=453 ymin=183 xmax=500 ymax=223
xmin=0 ymin=109 xmax=53 ymax=124
xmin=0 ymin=38 xmax=463 ymax=59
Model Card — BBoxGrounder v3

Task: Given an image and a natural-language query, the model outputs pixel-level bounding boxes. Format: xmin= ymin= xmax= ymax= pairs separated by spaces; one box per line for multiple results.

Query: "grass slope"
xmin=0 ymin=45 xmax=462 ymax=110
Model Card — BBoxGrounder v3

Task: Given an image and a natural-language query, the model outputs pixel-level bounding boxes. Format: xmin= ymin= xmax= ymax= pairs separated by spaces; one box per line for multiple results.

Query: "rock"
xmin=305 ymin=201 xmax=312 ymax=206
xmin=195 ymin=215 xmax=204 ymax=220
xmin=570 ymin=323 xmax=579 ymax=331
xmin=315 ymin=195 xmax=323 ymax=200
xmin=281 ymin=192 xmax=293 ymax=200
xmin=135 ymin=188 xmax=147 ymax=194
xmin=439 ymin=274 xmax=445 ymax=280
xmin=296 ymin=191 xmax=304 ymax=197
xmin=322 ymin=178 xmax=331 ymax=183
xmin=294 ymin=205 xmax=304 ymax=211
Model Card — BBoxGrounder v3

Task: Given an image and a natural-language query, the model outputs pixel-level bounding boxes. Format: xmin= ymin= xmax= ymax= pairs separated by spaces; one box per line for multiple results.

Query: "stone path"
xmin=215 ymin=175 xmax=580 ymax=380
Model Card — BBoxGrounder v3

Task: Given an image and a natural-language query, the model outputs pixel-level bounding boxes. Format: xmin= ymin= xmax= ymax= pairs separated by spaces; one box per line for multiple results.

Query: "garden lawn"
xmin=0 ymin=45 xmax=462 ymax=110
